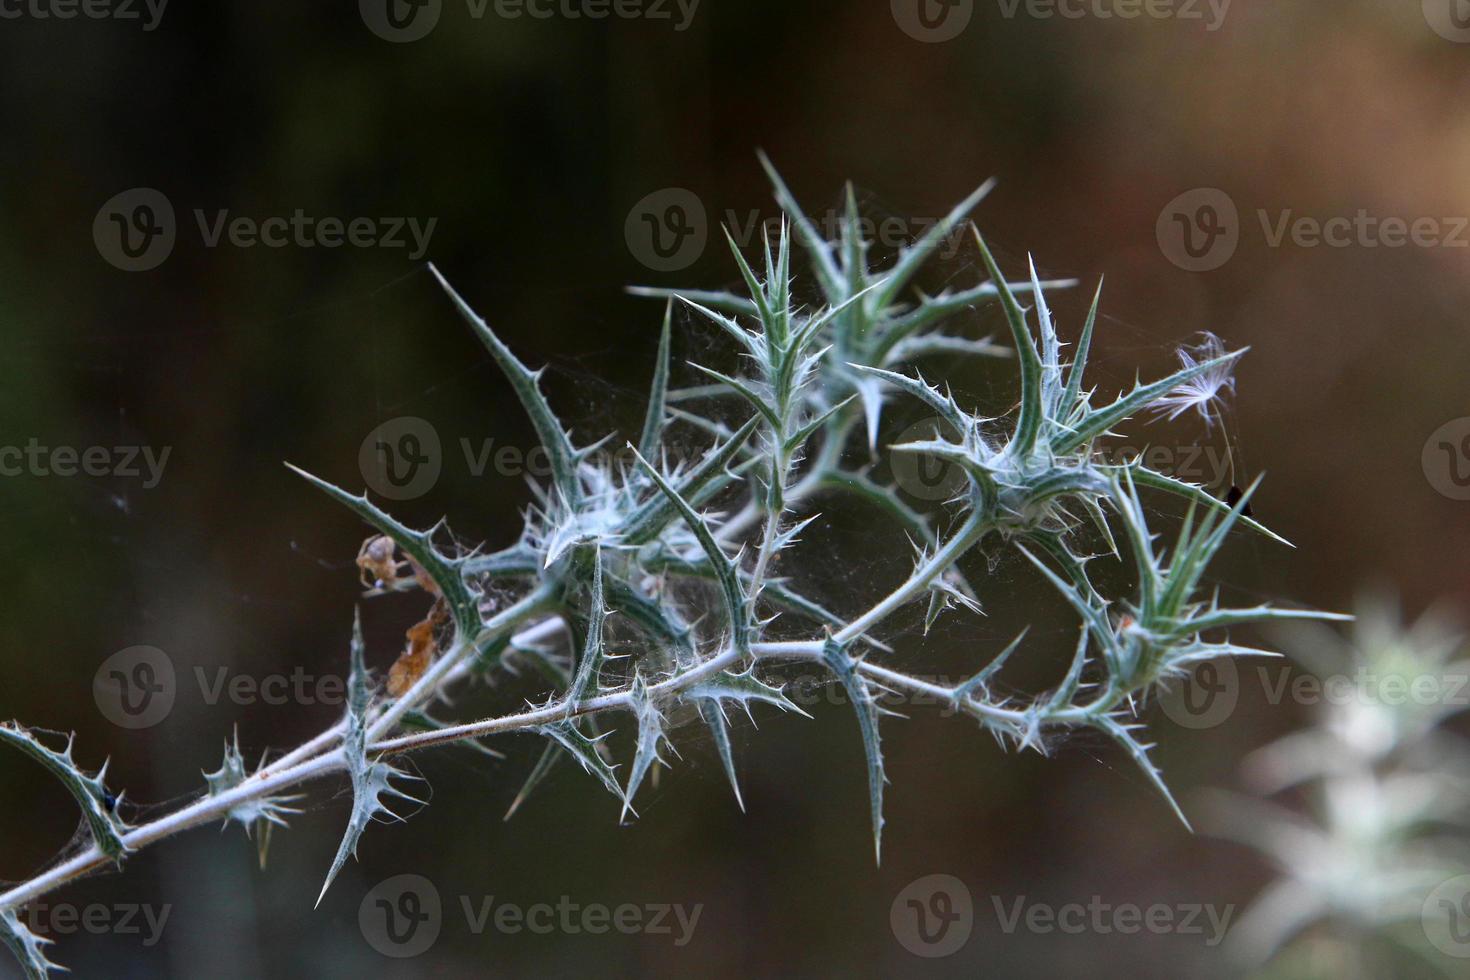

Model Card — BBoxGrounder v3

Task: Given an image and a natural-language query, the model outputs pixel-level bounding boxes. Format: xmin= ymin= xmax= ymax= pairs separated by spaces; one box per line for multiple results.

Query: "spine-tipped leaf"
xmin=0 ymin=723 xmax=129 ymax=863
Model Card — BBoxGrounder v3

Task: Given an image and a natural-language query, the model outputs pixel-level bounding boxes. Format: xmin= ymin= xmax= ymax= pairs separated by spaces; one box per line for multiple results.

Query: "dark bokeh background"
xmin=1 ymin=1 xmax=1467 ymax=977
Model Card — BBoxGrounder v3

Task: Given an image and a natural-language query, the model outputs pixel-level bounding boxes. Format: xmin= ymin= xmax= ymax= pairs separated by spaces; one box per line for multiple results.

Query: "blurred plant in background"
xmin=1207 ymin=594 xmax=1470 ymax=979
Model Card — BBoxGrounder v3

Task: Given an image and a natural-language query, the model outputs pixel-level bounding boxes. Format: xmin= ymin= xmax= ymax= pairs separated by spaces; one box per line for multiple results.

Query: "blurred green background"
xmin=1 ymin=1 xmax=1468 ymax=976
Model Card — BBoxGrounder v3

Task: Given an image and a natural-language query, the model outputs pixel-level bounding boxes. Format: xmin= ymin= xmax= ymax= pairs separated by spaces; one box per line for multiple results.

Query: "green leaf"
xmin=1061 ymin=278 xmax=1104 ymax=417
xmin=621 ymin=675 xmax=672 ymax=821
xmin=784 ymin=396 xmax=856 ymax=456
xmin=869 ymin=179 xmax=996 ymax=314
xmin=605 ymin=576 xmax=694 ymax=661
xmin=0 ymin=723 xmax=129 ymax=863
xmin=1 ymin=909 xmax=63 ymax=980
xmin=686 ymin=667 xmax=806 ymax=811
xmin=698 ymin=701 xmax=744 ymax=811
xmin=535 ymin=722 xmax=626 ymax=807
xmin=1091 ymin=715 xmax=1191 ymax=831
xmin=430 ymin=264 xmax=582 ymax=504
xmin=638 ymin=301 xmax=674 ymax=461
xmin=954 ymin=629 xmax=1029 ymax=704
xmin=686 ymin=668 xmax=805 ymax=717
xmin=722 ymin=226 xmax=778 ymax=332
xmin=973 ymin=230 xmax=1044 ymax=455
xmin=626 ymin=286 xmax=759 ymax=318
xmin=689 ymin=364 xmax=779 ymax=428
xmin=757 ymin=150 xmax=844 ymax=301
xmin=631 ymin=446 xmax=751 ymax=655
xmin=317 ymin=609 xmax=423 ymax=906
xmin=286 ymin=464 xmax=483 ymax=639
xmin=203 ymin=728 xmax=301 ymax=845
xmin=678 ymin=296 xmax=767 ymax=360
xmin=821 ymin=638 xmax=887 ymax=865
xmin=874 ymin=277 xmax=1075 ymax=363
xmin=816 ymin=468 xmax=936 ymax=547
xmin=502 ymin=740 xmax=561 ymax=821
xmin=620 ymin=414 xmax=760 ymax=545
xmin=1057 ymin=347 xmax=1248 ymax=454
xmin=1118 ymin=463 xmax=1293 ymax=547
xmin=568 ymin=548 xmax=609 ymax=703
xmin=849 ymin=364 xmax=968 ymax=431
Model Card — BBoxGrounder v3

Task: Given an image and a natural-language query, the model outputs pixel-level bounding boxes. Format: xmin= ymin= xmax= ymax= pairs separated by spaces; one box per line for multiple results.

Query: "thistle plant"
xmin=1207 ymin=595 xmax=1470 ymax=978
xmin=0 ymin=161 xmax=1344 ymax=975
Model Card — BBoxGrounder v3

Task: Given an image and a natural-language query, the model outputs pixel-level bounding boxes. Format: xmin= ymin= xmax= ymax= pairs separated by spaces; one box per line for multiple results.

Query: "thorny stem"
xmin=0 ymin=513 xmax=986 ymax=915
xmin=2 ymin=171 xmax=1327 ymax=979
